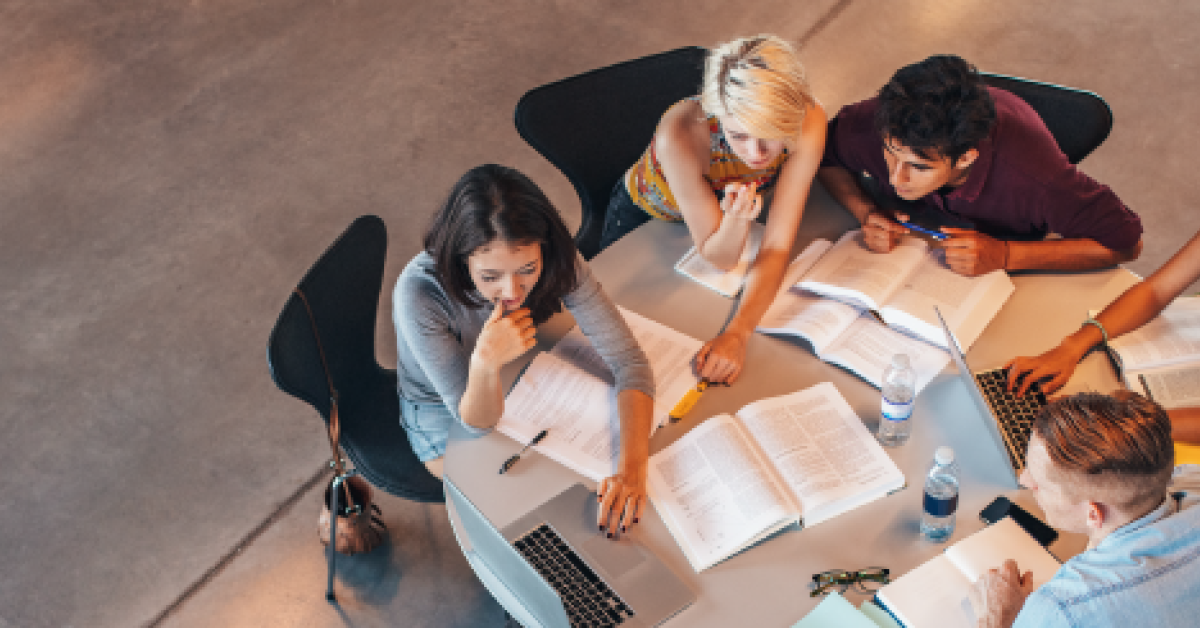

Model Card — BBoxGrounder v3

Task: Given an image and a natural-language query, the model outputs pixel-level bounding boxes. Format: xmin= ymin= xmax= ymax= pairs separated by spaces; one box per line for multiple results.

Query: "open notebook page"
xmin=674 ymin=221 xmax=764 ymax=297
xmin=737 ymin=382 xmax=905 ymax=526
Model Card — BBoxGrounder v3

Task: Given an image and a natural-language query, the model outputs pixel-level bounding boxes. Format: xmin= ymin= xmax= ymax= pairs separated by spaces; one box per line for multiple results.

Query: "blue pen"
xmin=898 ymin=221 xmax=949 ymax=241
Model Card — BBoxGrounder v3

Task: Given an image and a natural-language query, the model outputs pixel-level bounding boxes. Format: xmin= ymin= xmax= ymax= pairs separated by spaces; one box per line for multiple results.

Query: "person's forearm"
xmin=1007 ymin=238 xmax=1140 ymax=272
xmin=698 ymin=214 xmax=754 ymax=271
xmin=725 ymin=246 xmax=791 ymax=338
xmin=458 ymin=357 xmax=505 ymax=430
xmin=615 ymin=389 xmax=654 ymax=475
xmin=817 ymin=166 xmax=877 ymax=224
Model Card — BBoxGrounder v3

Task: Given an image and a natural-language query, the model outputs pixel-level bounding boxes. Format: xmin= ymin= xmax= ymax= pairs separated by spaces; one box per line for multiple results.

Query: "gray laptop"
xmin=445 ymin=478 xmax=694 ymax=628
xmin=936 ymin=307 xmax=1047 ymax=487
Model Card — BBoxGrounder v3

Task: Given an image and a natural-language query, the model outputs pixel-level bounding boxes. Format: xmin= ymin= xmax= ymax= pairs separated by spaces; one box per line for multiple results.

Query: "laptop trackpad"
xmin=581 ymin=535 xmax=646 ymax=580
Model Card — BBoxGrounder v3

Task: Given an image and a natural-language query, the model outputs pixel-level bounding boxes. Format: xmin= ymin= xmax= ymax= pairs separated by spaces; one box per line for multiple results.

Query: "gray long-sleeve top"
xmin=393 ymin=251 xmax=655 ymax=430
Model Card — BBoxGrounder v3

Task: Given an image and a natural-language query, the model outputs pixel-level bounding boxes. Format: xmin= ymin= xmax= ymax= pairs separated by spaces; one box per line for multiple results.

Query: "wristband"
xmin=1082 ymin=318 xmax=1109 ymax=346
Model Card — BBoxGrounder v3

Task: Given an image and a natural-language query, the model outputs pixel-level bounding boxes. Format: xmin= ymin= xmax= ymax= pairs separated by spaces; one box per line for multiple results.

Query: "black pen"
xmin=499 ymin=429 xmax=549 ymax=474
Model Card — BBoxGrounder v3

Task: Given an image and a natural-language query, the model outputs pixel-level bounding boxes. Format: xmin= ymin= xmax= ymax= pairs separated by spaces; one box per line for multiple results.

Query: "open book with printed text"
xmin=758 ymin=231 xmax=1014 ymax=392
xmin=647 ymin=382 xmax=906 ymax=572
xmin=1101 ymin=296 xmax=1200 ymax=409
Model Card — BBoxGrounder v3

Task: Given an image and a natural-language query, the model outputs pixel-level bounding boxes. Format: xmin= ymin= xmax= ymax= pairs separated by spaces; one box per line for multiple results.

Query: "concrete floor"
xmin=1 ymin=1 xmax=1197 ymax=626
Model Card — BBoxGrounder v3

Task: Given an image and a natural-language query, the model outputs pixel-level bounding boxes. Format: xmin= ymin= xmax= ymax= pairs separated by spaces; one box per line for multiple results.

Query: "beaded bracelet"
xmin=1082 ymin=318 xmax=1109 ymax=346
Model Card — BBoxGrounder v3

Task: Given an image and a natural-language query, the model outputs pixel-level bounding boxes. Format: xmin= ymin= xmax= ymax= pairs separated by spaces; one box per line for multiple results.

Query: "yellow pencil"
xmin=669 ymin=380 xmax=710 ymax=423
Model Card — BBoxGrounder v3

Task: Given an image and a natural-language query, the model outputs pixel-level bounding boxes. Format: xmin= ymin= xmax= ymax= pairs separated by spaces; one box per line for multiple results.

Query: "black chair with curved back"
xmin=515 ymin=47 xmax=707 ymax=260
xmin=267 ymin=215 xmax=443 ymax=600
xmin=980 ymin=72 xmax=1113 ymax=165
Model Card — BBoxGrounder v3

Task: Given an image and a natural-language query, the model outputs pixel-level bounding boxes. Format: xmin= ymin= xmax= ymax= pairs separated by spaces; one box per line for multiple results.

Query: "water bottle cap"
xmin=935 ymin=446 xmax=955 ymax=465
xmin=892 ymin=354 xmax=911 ymax=369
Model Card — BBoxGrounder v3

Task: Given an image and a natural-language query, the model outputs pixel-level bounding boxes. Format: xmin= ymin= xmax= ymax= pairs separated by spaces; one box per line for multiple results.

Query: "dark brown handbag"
xmin=295 ymin=288 xmax=387 ymax=555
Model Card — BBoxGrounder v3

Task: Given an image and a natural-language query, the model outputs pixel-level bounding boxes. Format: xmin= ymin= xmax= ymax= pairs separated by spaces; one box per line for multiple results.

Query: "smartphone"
xmin=980 ymin=496 xmax=1059 ymax=547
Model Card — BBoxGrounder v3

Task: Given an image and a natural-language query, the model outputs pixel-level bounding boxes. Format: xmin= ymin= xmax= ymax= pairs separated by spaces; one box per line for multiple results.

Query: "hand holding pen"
xmin=499 ymin=429 xmax=548 ymax=474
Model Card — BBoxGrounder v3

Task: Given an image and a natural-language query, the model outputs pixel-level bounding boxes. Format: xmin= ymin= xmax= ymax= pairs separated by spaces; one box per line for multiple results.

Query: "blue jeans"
xmin=598 ymin=181 xmax=651 ymax=253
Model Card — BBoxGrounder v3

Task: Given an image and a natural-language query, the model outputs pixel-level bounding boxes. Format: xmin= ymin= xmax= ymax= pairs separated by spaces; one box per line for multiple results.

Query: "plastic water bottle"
xmin=877 ymin=354 xmax=916 ymax=446
xmin=921 ymin=447 xmax=959 ymax=542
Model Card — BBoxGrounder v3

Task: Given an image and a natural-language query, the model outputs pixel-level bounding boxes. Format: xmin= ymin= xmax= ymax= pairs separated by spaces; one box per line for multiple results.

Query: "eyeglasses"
xmin=810 ymin=567 xmax=891 ymax=597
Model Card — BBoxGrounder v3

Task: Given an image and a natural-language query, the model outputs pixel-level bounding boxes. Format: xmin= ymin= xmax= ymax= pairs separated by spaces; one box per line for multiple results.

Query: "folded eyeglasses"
xmin=810 ymin=567 xmax=891 ymax=597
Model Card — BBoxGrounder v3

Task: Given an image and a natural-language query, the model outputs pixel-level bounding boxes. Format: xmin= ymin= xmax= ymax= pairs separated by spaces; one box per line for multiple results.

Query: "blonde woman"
xmin=601 ymin=34 xmax=827 ymax=384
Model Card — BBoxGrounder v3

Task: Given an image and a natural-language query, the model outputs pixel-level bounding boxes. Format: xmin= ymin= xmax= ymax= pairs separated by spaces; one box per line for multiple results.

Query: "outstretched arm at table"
xmin=597 ymin=389 xmax=654 ymax=536
xmin=1007 ymin=229 xmax=1200 ymax=395
xmin=941 ymin=229 xmax=1142 ymax=277
xmin=695 ymin=105 xmax=827 ymax=383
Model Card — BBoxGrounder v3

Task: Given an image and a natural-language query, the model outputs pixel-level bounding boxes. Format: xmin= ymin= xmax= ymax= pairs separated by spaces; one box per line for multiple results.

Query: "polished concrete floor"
xmin=1 ymin=1 xmax=1197 ymax=626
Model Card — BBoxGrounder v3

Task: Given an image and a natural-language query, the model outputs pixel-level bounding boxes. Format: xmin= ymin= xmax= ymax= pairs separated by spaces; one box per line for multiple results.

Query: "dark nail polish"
xmin=599 ymin=524 xmax=605 ymax=532
xmin=606 ymin=532 xmax=612 ymax=539
xmin=633 ymin=518 xmax=639 ymax=523
xmin=621 ymin=526 xmax=627 ymax=533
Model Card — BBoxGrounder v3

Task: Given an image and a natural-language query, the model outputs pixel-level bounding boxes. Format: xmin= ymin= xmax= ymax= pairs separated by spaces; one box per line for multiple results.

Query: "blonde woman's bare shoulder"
xmin=658 ymin=99 xmax=711 ymax=162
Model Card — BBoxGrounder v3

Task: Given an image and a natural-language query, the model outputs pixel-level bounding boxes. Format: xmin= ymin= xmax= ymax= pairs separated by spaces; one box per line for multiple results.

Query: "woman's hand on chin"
xmin=473 ymin=302 xmax=537 ymax=369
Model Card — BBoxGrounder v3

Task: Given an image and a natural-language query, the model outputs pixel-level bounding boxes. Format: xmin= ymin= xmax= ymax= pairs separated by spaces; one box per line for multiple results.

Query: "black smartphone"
xmin=980 ymin=496 xmax=1059 ymax=547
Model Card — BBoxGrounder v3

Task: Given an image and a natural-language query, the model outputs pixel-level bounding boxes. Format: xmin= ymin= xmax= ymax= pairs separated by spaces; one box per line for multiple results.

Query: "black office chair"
xmin=266 ymin=215 xmax=444 ymax=599
xmin=981 ymin=72 xmax=1113 ymax=165
xmin=515 ymin=47 xmax=707 ymax=260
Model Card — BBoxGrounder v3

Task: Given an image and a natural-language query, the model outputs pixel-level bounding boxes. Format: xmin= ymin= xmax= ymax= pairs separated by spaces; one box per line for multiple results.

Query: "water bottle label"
xmin=924 ymin=493 xmax=958 ymax=517
xmin=882 ymin=398 xmax=913 ymax=421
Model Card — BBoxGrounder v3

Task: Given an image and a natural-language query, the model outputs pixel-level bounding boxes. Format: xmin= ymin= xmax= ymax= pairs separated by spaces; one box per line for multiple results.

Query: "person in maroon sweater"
xmin=818 ymin=55 xmax=1142 ymax=276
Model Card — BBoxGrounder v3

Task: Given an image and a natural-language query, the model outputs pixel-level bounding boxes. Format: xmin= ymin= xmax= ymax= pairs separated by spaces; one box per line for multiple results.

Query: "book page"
xmin=738 ymin=382 xmax=906 ymax=527
xmin=551 ymin=307 xmax=702 ymax=429
xmin=497 ymin=352 xmax=619 ymax=481
xmin=944 ymin=517 xmax=1062 ymax=587
xmin=1133 ymin=363 xmax=1200 ymax=409
xmin=821 ymin=315 xmax=951 ymax=393
xmin=875 ymin=555 xmax=975 ymax=628
xmin=881 ymin=250 xmax=1014 ymax=350
xmin=674 ymin=222 xmax=764 ymax=297
xmin=1110 ymin=297 xmax=1200 ymax=371
xmin=799 ymin=231 xmax=928 ymax=312
xmin=758 ymin=290 xmax=862 ymax=354
xmin=792 ymin=592 xmax=883 ymax=628
xmin=647 ymin=414 xmax=795 ymax=571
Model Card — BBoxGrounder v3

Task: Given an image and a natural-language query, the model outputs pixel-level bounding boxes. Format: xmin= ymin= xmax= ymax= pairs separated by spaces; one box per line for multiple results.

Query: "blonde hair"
xmin=700 ymin=34 xmax=815 ymax=142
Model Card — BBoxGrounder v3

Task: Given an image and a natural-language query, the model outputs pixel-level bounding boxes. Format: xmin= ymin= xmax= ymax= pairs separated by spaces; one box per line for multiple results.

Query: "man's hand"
xmin=969 ymin=560 xmax=1033 ymax=628
xmin=940 ymin=227 xmax=1008 ymax=276
xmin=862 ymin=209 xmax=909 ymax=253
xmin=720 ymin=181 xmax=763 ymax=223
xmin=596 ymin=462 xmax=647 ymax=538
xmin=693 ymin=329 xmax=749 ymax=384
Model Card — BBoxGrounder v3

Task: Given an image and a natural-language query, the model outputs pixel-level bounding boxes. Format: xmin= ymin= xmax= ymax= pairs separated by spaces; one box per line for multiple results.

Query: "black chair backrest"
xmin=981 ymin=73 xmax=1113 ymax=165
xmin=267 ymin=215 xmax=443 ymax=502
xmin=515 ymin=47 xmax=708 ymax=259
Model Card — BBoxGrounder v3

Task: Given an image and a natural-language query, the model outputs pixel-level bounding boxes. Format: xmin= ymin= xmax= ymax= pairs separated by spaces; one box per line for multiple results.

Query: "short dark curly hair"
xmin=423 ymin=164 xmax=579 ymax=324
xmin=874 ymin=55 xmax=996 ymax=164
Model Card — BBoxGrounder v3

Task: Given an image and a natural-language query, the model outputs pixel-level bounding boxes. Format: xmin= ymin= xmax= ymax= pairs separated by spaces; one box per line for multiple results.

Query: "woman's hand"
xmin=472 ymin=303 xmax=537 ymax=370
xmin=1005 ymin=341 xmax=1090 ymax=396
xmin=597 ymin=461 xmax=647 ymax=538
xmin=720 ymin=182 xmax=763 ymax=224
xmin=694 ymin=329 xmax=749 ymax=384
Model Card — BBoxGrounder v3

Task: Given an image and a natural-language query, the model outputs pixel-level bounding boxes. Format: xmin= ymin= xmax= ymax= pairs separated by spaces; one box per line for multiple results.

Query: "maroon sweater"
xmin=821 ymin=87 xmax=1142 ymax=252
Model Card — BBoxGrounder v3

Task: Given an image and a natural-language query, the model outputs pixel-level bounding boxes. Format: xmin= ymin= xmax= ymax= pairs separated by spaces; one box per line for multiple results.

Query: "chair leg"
xmin=326 ymin=473 xmax=347 ymax=602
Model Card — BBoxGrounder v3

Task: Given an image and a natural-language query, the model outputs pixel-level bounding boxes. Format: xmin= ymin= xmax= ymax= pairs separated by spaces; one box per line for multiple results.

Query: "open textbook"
xmin=757 ymin=231 xmax=1015 ymax=392
xmin=647 ymin=382 xmax=906 ymax=572
xmin=1100 ymin=297 xmax=1200 ymax=409
xmin=873 ymin=517 xmax=1061 ymax=628
xmin=496 ymin=307 xmax=702 ymax=481
xmin=674 ymin=221 xmax=764 ymax=297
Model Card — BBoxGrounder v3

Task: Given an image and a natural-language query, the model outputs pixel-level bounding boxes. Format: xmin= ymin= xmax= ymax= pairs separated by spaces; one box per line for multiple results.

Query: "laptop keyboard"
xmin=974 ymin=368 xmax=1048 ymax=471
xmin=513 ymin=523 xmax=634 ymax=628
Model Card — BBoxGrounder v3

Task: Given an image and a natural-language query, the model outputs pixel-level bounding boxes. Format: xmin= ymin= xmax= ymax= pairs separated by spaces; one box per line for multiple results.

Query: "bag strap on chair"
xmin=293 ymin=287 xmax=358 ymax=514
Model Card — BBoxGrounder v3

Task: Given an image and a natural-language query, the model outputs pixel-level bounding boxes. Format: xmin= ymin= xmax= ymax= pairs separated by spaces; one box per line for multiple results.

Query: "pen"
xmin=898 ymin=221 xmax=949 ymax=241
xmin=499 ymin=429 xmax=549 ymax=474
xmin=669 ymin=380 xmax=710 ymax=423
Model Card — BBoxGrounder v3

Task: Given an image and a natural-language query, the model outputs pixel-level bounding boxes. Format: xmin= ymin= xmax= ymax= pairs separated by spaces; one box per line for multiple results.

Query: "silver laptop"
xmin=935 ymin=307 xmax=1048 ymax=487
xmin=445 ymin=478 xmax=694 ymax=628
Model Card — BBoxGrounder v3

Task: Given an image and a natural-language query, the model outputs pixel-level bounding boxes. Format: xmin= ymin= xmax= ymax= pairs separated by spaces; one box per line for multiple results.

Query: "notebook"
xmin=446 ymin=479 xmax=694 ymax=628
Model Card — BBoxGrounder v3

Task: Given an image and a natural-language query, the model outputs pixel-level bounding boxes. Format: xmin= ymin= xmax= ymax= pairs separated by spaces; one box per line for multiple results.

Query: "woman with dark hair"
xmin=393 ymin=164 xmax=654 ymax=533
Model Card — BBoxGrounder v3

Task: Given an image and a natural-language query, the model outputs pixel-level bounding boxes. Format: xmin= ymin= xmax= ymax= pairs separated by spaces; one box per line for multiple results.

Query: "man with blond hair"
xmin=970 ymin=392 xmax=1200 ymax=627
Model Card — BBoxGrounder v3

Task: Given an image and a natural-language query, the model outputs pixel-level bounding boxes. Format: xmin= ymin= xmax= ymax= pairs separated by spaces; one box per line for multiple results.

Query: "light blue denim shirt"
xmin=1014 ymin=497 xmax=1200 ymax=627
